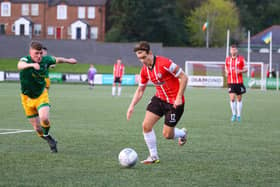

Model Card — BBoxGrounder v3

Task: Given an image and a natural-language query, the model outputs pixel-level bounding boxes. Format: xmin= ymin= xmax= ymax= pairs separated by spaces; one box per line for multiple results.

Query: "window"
xmin=34 ymin=24 xmax=41 ymax=36
xmin=11 ymin=24 xmax=15 ymax=33
xmin=90 ymin=27 xmax=98 ymax=39
xmin=47 ymin=26 xmax=54 ymax=35
xmin=31 ymin=4 xmax=39 ymax=16
xmin=0 ymin=24 xmax=5 ymax=34
xmin=57 ymin=5 xmax=67 ymax=20
xmin=78 ymin=7 xmax=85 ymax=19
xmin=88 ymin=7 xmax=95 ymax=19
xmin=67 ymin=26 xmax=71 ymax=36
xmin=1 ymin=2 xmax=11 ymax=17
xmin=22 ymin=4 xmax=29 ymax=16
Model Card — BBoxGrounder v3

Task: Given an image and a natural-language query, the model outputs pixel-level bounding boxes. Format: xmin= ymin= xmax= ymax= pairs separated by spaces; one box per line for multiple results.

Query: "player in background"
xmin=225 ymin=44 xmax=247 ymax=122
xmin=112 ymin=59 xmax=125 ymax=96
xmin=42 ymin=46 xmax=55 ymax=90
xmin=250 ymin=68 xmax=255 ymax=78
xmin=18 ymin=41 xmax=77 ymax=153
xmin=88 ymin=64 xmax=97 ymax=89
xmin=127 ymin=41 xmax=188 ymax=164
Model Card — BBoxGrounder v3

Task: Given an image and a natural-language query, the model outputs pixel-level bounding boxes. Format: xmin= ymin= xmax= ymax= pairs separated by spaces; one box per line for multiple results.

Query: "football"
xmin=118 ymin=148 xmax=138 ymax=168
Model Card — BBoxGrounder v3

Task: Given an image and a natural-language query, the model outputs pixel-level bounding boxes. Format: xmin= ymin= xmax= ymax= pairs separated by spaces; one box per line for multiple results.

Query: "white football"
xmin=118 ymin=148 xmax=138 ymax=168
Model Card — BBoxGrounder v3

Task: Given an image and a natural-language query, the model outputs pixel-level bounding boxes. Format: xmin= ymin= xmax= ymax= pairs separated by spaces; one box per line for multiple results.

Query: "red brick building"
xmin=0 ymin=0 xmax=107 ymax=41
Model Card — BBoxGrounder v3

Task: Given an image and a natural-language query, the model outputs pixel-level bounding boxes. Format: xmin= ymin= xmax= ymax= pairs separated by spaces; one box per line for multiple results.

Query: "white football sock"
xmin=143 ymin=129 xmax=158 ymax=157
xmin=112 ymin=86 xmax=116 ymax=96
xmin=237 ymin=101 xmax=242 ymax=117
xmin=230 ymin=101 xmax=236 ymax=116
xmin=118 ymin=87 xmax=122 ymax=96
xmin=173 ymin=128 xmax=186 ymax=140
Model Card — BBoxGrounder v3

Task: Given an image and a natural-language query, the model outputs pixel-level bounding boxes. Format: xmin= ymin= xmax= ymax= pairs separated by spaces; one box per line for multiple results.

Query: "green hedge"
xmin=0 ymin=58 xmax=141 ymax=74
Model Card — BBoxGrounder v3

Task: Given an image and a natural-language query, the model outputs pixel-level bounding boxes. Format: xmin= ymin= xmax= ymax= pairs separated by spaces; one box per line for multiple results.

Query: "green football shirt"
xmin=19 ymin=55 xmax=56 ymax=98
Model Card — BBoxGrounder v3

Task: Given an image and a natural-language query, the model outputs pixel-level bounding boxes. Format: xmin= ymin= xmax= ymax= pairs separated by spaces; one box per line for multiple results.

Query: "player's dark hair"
xmin=42 ymin=46 xmax=48 ymax=50
xmin=230 ymin=44 xmax=237 ymax=48
xmin=134 ymin=41 xmax=150 ymax=53
xmin=30 ymin=41 xmax=43 ymax=50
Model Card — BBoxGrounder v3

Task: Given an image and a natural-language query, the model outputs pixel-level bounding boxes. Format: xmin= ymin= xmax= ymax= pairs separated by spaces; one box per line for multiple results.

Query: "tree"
xmin=235 ymin=0 xmax=280 ymax=35
xmin=175 ymin=0 xmax=207 ymax=45
xmin=176 ymin=0 xmax=206 ymax=19
xmin=186 ymin=0 xmax=240 ymax=47
xmin=106 ymin=0 xmax=186 ymax=46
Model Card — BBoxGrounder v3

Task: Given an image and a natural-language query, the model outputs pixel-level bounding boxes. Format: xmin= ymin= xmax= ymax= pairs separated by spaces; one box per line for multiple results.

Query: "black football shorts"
xmin=146 ymin=96 xmax=184 ymax=127
xmin=228 ymin=83 xmax=246 ymax=95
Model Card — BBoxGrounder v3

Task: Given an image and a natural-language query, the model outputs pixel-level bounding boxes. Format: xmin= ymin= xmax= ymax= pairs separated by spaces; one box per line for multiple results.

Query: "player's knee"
xmin=142 ymin=123 xmax=152 ymax=133
xmin=40 ymin=118 xmax=50 ymax=127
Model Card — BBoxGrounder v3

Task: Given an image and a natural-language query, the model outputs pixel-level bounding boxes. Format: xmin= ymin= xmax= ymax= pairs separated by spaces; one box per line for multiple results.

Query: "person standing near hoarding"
xmin=112 ymin=59 xmax=125 ymax=96
xmin=225 ymin=44 xmax=247 ymax=122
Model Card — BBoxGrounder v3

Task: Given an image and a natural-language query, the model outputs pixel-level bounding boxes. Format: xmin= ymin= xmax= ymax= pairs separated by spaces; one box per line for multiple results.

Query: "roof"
xmin=71 ymin=19 xmax=90 ymax=26
xmin=10 ymin=0 xmax=47 ymax=3
xmin=242 ymin=25 xmax=280 ymax=46
xmin=15 ymin=16 xmax=33 ymax=24
xmin=8 ymin=0 xmax=108 ymax=6
xmin=48 ymin=0 xmax=108 ymax=6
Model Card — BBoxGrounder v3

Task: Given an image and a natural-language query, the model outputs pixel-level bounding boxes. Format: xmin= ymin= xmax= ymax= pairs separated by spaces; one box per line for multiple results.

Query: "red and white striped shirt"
xmin=113 ymin=63 xmax=125 ymax=78
xmin=139 ymin=56 xmax=184 ymax=104
xmin=225 ymin=55 xmax=245 ymax=84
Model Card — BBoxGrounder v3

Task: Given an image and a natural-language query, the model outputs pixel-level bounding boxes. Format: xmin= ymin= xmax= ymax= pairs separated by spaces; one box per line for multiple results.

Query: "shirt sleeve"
xmin=19 ymin=56 xmax=28 ymax=62
xmin=44 ymin=56 xmax=56 ymax=66
xmin=113 ymin=64 xmax=115 ymax=77
xmin=240 ymin=57 xmax=245 ymax=68
xmin=163 ymin=58 xmax=182 ymax=77
xmin=139 ymin=67 xmax=148 ymax=86
xmin=225 ymin=58 xmax=229 ymax=72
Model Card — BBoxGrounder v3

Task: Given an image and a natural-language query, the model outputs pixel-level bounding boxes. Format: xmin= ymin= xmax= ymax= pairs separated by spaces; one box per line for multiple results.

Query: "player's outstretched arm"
xmin=126 ymin=85 xmax=146 ymax=121
xmin=18 ymin=60 xmax=40 ymax=70
xmin=55 ymin=57 xmax=77 ymax=64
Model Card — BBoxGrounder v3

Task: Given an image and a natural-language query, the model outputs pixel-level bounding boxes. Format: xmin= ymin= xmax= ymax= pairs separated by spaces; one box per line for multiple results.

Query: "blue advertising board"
xmin=102 ymin=74 xmax=136 ymax=85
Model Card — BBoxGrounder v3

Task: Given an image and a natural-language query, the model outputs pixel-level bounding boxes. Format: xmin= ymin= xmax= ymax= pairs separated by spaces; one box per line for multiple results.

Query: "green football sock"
xmin=41 ymin=126 xmax=50 ymax=136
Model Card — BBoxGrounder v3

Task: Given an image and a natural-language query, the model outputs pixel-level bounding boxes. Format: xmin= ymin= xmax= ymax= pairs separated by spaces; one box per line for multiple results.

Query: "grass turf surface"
xmin=0 ymin=83 xmax=280 ymax=187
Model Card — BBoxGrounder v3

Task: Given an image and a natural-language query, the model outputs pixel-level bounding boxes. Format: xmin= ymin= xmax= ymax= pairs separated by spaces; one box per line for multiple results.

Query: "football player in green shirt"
xmin=18 ymin=41 xmax=77 ymax=153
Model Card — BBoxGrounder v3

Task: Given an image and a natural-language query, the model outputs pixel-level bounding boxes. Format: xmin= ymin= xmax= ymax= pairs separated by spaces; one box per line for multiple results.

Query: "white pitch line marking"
xmin=0 ymin=129 xmax=35 ymax=135
xmin=0 ymin=129 xmax=23 ymax=131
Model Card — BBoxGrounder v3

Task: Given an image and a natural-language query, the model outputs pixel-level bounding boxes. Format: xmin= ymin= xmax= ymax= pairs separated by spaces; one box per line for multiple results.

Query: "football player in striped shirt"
xmin=112 ymin=59 xmax=125 ymax=96
xmin=225 ymin=44 xmax=247 ymax=122
xmin=127 ymin=41 xmax=188 ymax=164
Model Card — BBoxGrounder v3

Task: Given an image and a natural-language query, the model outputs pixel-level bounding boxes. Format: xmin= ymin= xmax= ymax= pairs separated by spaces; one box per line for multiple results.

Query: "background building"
xmin=0 ymin=0 xmax=107 ymax=41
